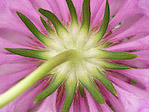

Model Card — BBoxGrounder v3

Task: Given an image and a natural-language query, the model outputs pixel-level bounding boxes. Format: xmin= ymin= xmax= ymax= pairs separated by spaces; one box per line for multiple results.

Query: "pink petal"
xmin=105 ymin=90 xmax=125 ymax=112
xmin=47 ymin=0 xmax=63 ymax=22
xmin=106 ymin=35 xmax=149 ymax=51
xmin=0 ymin=37 xmax=31 ymax=53
xmin=35 ymin=90 xmax=57 ymax=112
xmin=0 ymin=28 xmax=41 ymax=47
xmin=116 ymin=69 xmax=149 ymax=89
xmin=0 ymin=62 xmax=39 ymax=76
xmin=108 ymin=0 xmax=142 ymax=31
xmin=109 ymin=16 xmax=149 ymax=42
xmin=114 ymin=84 xmax=149 ymax=112
xmin=138 ymin=0 xmax=149 ymax=17
xmin=0 ymin=53 xmax=31 ymax=65
xmin=85 ymin=90 xmax=102 ymax=112
xmin=108 ymin=75 xmax=149 ymax=98
xmin=5 ymin=0 xmax=42 ymax=27
xmin=56 ymin=0 xmax=69 ymax=24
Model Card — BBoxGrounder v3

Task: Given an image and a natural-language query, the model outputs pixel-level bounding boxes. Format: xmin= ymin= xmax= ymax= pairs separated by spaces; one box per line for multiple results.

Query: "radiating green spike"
xmin=100 ymin=61 xmax=131 ymax=69
xmin=79 ymin=0 xmax=91 ymax=36
xmin=98 ymin=49 xmax=137 ymax=60
xmin=40 ymin=17 xmax=55 ymax=36
xmin=92 ymin=0 xmax=110 ymax=42
xmin=16 ymin=11 xmax=52 ymax=47
xmin=78 ymin=83 xmax=84 ymax=97
xmin=61 ymin=78 xmax=77 ymax=112
xmin=66 ymin=0 xmax=78 ymax=27
xmin=34 ymin=73 xmax=67 ymax=102
xmin=78 ymin=74 xmax=104 ymax=104
xmin=38 ymin=8 xmax=69 ymax=38
xmin=5 ymin=48 xmax=52 ymax=60
xmin=91 ymin=68 xmax=117 ymax=96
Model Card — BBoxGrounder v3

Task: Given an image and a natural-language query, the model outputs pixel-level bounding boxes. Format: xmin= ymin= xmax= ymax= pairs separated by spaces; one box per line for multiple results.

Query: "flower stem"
xmin=0 ymin=49 xmax=78 ymax=108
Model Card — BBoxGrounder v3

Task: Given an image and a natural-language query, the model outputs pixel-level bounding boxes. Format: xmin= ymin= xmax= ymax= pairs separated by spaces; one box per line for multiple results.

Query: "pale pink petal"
xmin=5 ymin=0 xmax=42 ymax=27
xmin=0 ymin=37 xmax=34 ymax=53
xmin=0 ymin=53 xmax=32 ymax=65
xmin=0 ymin=62 xmax=39 ymax=76
xmin=108 ymin=0 xmax=142 ymax=31
xmin=0 ymin=28 xmax=41 ymax=47
xmin=47 ymin=0 xmax=63 ymax=22
xmin=35 ymin=90 xmax=57 ymax=112
xmin=114 ymin=84 xmax=149 ymax=112
xmin=72 ymin=0 xmax=83 ymax=22
xmin=106 ymin=35 xmax=149 ymax=51
xmin=0 ymin=0 xmax=30 ymax=35
xmin=105 ymin=88 xmax=125 ymax=112
xmin=108 ymin=75 xmax=149 ymax=98
xmin=109 ymin=16 xmax=149 ymax=42
xmin=56 ymin=0 xmax=69 ymax=24
xmin=86 ymin=90 xmax=102 ymax=112
xmin=138 ymin=0 xmax=149 ymax=17
xmin=106 ymin=14 xmax=143 ymax=40
xmin=116 ymin=69 xmax=149 ymax=89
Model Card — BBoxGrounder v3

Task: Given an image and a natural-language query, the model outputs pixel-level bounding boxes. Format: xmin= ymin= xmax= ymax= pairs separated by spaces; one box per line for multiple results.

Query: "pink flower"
xmin=0 ymin=0 xmax=149 ymax=112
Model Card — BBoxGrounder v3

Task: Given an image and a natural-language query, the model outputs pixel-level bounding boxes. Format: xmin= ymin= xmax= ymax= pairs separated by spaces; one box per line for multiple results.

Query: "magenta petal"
xmin=114 ymin=84 xmax=149 ymax=112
